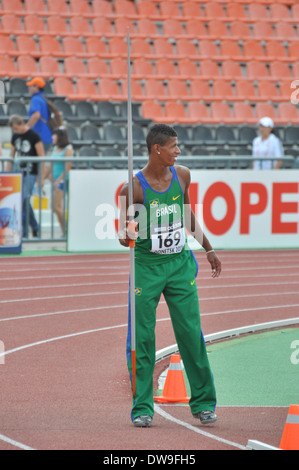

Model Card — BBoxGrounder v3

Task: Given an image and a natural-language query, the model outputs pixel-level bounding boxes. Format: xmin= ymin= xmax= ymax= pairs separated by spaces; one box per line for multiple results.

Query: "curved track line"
xmin=154 ymin=405 xmax=246 ymax=451
xmin=0 ymin=433 xmax=35 ymax=451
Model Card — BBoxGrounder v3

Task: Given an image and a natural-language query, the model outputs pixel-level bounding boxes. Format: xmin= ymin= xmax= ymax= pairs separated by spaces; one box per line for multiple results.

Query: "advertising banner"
xmin=0 ymin=173 xmax=22 ymax=254
xmin=67 ymin=170 xmax=299 ymax=252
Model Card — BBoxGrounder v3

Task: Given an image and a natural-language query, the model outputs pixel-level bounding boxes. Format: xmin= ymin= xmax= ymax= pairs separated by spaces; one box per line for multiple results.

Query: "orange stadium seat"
xmin=293 ymin=62 xmax=299 ymax=77
xmin=153 ymin=38 xmax=175 ymax=58
xmin=255 ymin=102 xmax=276 ymax=120
xmin=177 ymin=59 xmax=198 ymax=79
xmin=288 ymin=43 xmax=299 ymax=60
xmin=277 ymin=103 xmax=299 ymax=123
xmin=189 ymin=79 xmax=212 ymax=100
xmin=64 ymin=57 xmax=87 ymax=77
xmin=114 ymin=0 xmax=138 ymax=18
xmin=265 ymin=41 xmax=288 ymax=60
xmin=144 ymin=79 xmax=167 ymax=100
xmin=39 ymin=56 xmax=62 ymax=77
xmin=210 ymin=102 xmax=232 ymax=123
xmin=54 ymin=77 xmax=75 ymax=98
xmin=176 ymin=39 xmax=198 ymax=59
xmin=276 ymin=22 xmax=297 ymax=40
xmin=133 ymin=58 xmax=155 ymax=78
xmin=109 ymin=58 xmax=128 ymax=78
xmin=15 ymin=35 xmax=39 ymax=57
xmin=39 ymin=36 xmax=63 ymax=57
xmin=270 ymin=3 xmax=290 ymax=20
xmin=185 ymin=19 xmax=207 ymax=38
xmin=114 ymin=17 xmax=135 ymax=36
xmin=220 ymin=39 xmax=242 ymax=60
xmin=0 ymin=35 xmax=16 ymax=55
xmin=182 ymin=2 xmax=204 ymax=19
xmin=213 ymin=80 xmax=235 ymax=100
xmin=136 ymin=1 xmax=159 ymax=18
xmin=0 ymin=55 xmax=16 ymax=76
xmin=1 ymin=0 xmax=23 ymax=14
xmin=109 ymin=38 xmax=128 ymax=58
xmin=248 ymin=4 xmax=269 ymax=19
xmin=233 ymin=103 xmax=255 ymax=124
xmin=208 ymin=20 xmax=229 ymax=38
xmin=98 ymin=78 xmax=124 ymax=100
xmin=130 ymin=38 xmax=152 ymax=58
xmin=17 ymin=55 xmax=38 ymax=77
xmin=87 ymin=57 xmax=110 ymax=78
xmin=142 ymin=101 xmax=164 ymax=121
xmin=226 ymin=3 xmax=247 ymax=19
xmin=162 ymin=19 xmax=185 ymax=38
xmin=92 ymin=0 xmax=114 ymax=17
xmin=69 ymin=0 xmax=92 ymax=17
xmin=136 ymin=19 xmax=159 ymax=38
xmin=258 ymin=80 xmax=282 ymax=101
xmin=164 ymin=102 xmax=194 ymax=124
xmin=47 ymin=16 xmax=69 ymax=36
xmin=243 ymin=40 xmax=265 ymax=60
xmin=24 ymin=0 xmax=47 ymax=14
xmin=121 ymin=78 xmax=144 ymax=101
xmin=199 ymin=40 xmax=219 ymax=58
xmin=222 ymin=60 xmax=244 ymax=79
xmin=199 ymin=59 xmax=220 ymax=78
xmin=270 ymin=61 xmax=292 ymax=79
xmin=1 ymin=14 xmax=23 ymax=34
xmin=69 ymin=17 xmax=92 ymax=36
xmin=247 ymin=61 xmax=269 ymax=79
xmin=167 ymin=79 xmax=190 ymax=100
xmin=156 ymin=59 xmax=177 ymax=78
xmin=63 ymin=37 xmax=85 ymax=56
xmin=235 ymin=80 xmax=257 ymax=101
xmin=188 ymin=101 xmax=210 ymax=122
xmin=92 ymin=18 xmax=113 ymax=36
xmin=160 ymin=1 xmax=181 ymax=17
xmin=85 ymin=37 xmax=108 ymax=57
xmin=253 ymin=22 xmax=274 ymax=40
xmin=205 ymin=2 xmax=226 ymax=19
xmin=230 ymin=21 xmax=251 ymax=39
xmin=47 ymin=0 xmax=68 ymax=15
xmin=76 ymin=78 xmax=100 ymax=101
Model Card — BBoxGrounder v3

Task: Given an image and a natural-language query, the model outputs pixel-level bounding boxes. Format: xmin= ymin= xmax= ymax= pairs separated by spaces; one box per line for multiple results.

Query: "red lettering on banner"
xmin=189 ymin=182 xmax=198 ymax=216
xmin=272 ymin=182 xmax=299 ymax=234
xmin=203 ymin=182 xmax=236 ymax=235
xmin=240 ymin=183 xmax=268 ymax=234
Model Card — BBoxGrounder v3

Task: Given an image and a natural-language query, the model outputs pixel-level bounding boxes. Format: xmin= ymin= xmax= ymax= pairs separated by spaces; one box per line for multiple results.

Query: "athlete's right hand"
xmin=118 ymin=221 xmax=138 ymax=247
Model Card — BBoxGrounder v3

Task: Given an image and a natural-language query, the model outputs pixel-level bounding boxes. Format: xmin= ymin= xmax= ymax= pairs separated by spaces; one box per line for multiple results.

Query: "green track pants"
xmin=126 ymin=249 xmax=217 ymax=420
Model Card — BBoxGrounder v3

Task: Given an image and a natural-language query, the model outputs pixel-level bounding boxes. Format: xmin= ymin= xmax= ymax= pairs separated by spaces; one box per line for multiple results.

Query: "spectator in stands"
xmin=252 ymin=117 xmax=283 ymax=170
xmin=44 ymin=127 xmax=73 ymax=236
xmin=8 ymin=114 xmax=45 ymax=238
xmin=26 ymin=77 xmax=53 ymax=154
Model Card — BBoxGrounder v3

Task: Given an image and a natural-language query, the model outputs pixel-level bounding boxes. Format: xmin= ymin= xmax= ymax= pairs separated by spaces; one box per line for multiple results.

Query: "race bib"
xmin=150 ymin=219 xmax=185 ymax=255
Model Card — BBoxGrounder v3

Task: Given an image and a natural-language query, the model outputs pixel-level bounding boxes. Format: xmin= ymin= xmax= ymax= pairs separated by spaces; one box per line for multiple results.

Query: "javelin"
xmin=127 ymin=28 xmax=136 ymax=399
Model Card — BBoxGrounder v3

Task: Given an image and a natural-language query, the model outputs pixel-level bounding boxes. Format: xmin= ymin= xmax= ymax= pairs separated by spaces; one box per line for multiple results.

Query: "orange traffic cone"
xmin=279 ymin=405 xmax=299 ymax=450
xmin=154 ymin=354 xmax=190 ymax=404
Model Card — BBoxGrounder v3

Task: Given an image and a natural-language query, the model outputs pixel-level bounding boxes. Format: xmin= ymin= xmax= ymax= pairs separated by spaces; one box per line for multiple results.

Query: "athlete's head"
xmin=146 ymin=124 xmax=177 ymax=153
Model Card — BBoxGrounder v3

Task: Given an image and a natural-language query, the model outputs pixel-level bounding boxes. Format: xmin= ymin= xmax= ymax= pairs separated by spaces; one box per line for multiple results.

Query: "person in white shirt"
xmin=252 ymin=117 xmax=283 ymax=169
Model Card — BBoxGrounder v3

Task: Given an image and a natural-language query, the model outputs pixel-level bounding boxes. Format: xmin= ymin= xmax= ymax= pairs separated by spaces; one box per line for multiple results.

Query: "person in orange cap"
xmin=27 ymin=77 xmax=53 ymax=154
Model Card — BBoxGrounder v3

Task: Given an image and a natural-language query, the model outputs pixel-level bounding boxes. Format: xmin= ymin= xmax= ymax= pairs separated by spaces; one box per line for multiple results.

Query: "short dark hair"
xmin=9 ymin=114 xmax=24 ymax=126
xmin=146 ymin=124 xmax=177 ymax=153
xmin=53 ymin=127 xmax=70 ymax=149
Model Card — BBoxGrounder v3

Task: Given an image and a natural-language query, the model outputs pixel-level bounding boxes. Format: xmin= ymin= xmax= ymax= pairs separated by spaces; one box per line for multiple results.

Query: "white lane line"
xmin=0 ymin=433 xmax=35 ymax=451
xmin=1 ymin=289 xmax=299 ymax=306
xmin=154 ymin=405 xmax=246 ymax=450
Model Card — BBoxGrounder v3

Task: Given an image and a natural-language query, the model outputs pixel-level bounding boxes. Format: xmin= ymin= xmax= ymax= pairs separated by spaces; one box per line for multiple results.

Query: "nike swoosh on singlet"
xmin=173 ymin=195 xmax=181 ymax=200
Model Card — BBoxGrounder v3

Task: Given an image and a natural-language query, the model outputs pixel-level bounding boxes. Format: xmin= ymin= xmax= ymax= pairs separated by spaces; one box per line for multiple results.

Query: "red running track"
xmin=0 ymin=249 xmax=298 ymax=450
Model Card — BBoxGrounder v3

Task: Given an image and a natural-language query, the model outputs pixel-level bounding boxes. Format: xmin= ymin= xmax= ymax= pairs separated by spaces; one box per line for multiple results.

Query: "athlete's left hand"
xmin=207 ymin=252 xmax=222 ymax=278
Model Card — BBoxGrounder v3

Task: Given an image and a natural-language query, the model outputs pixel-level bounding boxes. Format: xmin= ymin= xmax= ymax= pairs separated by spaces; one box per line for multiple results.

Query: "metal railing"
xmin=0 ymin=154 xmax=297 ymax=242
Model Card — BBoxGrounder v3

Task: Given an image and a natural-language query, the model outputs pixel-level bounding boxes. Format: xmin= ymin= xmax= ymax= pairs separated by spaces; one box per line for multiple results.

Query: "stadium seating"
xmin=0 ymin=0 xmax=298 ymax=160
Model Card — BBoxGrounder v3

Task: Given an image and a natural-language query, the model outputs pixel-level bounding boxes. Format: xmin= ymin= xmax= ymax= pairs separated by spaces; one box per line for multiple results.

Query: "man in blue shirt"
xmin=27 ymin=77 xmax=53 ymax=154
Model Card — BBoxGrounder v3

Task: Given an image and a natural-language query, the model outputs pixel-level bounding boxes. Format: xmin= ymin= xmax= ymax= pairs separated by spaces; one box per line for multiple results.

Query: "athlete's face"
xmin=158 ymin=137 xmax=181 ymax=166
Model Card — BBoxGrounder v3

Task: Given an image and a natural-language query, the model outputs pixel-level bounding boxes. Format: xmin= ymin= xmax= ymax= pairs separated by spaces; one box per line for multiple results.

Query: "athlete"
xmin=118 ymin=124 xmax=221 ymax=428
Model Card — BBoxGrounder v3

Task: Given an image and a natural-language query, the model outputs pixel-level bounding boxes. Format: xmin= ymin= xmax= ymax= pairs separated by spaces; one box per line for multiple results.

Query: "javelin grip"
xmin=128 ymin=220 xmax=136 ymax=248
